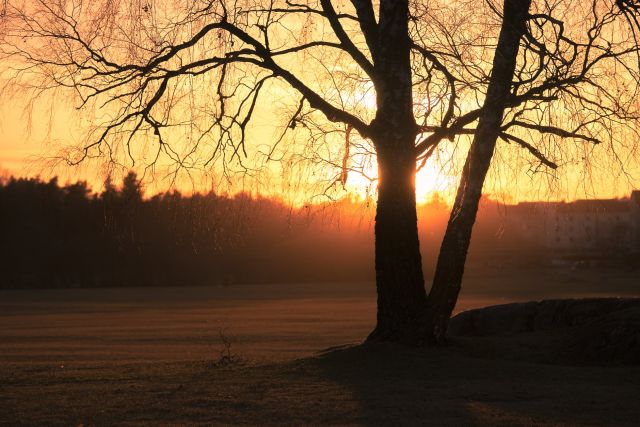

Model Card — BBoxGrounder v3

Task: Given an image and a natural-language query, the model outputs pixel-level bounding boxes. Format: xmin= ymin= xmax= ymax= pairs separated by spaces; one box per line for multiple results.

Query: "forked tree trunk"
xmin=425 ymin=0 xmax=533 ymax=343
xmin=368 ymin=142 xmax=428 ymax=344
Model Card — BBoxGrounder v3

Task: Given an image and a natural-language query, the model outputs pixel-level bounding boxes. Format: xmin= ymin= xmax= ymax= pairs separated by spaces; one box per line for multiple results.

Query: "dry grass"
xmin=1 ymin=273 xmax=639 ymax=426
xmin=2 ymin=344 xmax=639 ymax=426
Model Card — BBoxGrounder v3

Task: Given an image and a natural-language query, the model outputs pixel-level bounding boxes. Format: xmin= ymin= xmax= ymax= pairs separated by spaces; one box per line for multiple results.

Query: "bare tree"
xmin=426 ymin=0 xmax=640 ymax=342
xmin=1 ymin=0 xmax=639 ymax=345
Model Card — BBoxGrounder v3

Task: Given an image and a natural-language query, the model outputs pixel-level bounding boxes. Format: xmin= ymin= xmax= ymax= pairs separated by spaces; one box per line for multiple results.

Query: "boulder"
xmin=449 ymin=298 xmax=640 ymax=364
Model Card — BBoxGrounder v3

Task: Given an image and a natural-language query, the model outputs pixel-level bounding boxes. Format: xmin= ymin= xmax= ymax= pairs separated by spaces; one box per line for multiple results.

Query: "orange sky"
xmin=1 ymin=45 xmax=639 ymax=204
xmin=1 ymin=87 xmax=639 ymax=205
xmin=2 ymin=0 xmax=639 ymax=204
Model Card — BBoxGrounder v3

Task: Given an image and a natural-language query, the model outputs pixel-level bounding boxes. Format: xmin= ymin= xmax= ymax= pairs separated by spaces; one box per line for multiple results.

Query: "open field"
xmin=0 ymin=281 xmax=519 ymax=365
xmin=1 ymin=269 xmax=639 ymax=426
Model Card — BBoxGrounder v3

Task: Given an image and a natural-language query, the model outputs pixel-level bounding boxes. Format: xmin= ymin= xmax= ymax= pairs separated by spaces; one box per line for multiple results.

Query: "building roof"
xmin=557 ymin=199 xmax=630 ymax=214
xmin=510 ymin=193 xmax=638 ymax=215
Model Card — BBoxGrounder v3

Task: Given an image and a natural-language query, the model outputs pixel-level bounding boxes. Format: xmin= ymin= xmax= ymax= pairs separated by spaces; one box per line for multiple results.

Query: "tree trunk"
xmin=368 ymin=142 xmax=428 ymax=344
xmin=426 ymin=0 xmax=533 ymax=343
xmin=366 ymin=0 xmax=430 ymax=344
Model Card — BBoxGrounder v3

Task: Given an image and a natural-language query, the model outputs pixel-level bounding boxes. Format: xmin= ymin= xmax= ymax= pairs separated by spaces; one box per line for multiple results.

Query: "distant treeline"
xmin=0 ymin=174 xmax=538 ymax=289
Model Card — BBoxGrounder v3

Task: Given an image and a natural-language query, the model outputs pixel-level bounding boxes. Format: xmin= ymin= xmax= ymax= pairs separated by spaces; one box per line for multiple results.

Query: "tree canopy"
xmin=1 ymin=0 xmax=639 ymax=190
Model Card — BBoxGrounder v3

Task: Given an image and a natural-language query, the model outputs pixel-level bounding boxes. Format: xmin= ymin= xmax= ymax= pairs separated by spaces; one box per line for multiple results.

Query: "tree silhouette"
xmin=425 ymin=0 xmax=640 ymax=341
xmin=2 ymin=0 xmax=640 ymax=344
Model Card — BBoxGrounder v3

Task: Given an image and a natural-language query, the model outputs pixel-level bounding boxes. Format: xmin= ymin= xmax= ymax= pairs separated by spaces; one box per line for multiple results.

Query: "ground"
xmin=1 ymin=268 xmax=639 ymax=426
xmin=3 ymin=344 xmax=640 ymax=426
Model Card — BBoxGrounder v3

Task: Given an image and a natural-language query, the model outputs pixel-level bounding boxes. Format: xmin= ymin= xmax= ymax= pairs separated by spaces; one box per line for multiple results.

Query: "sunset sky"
xmin=2 ymin=86 xmax=638 ymax=205
xmin=2 ymin=0 xmax=640 ymax=205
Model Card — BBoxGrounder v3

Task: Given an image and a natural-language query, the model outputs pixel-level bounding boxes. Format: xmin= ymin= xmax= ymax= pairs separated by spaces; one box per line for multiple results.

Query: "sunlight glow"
xmin=416 ymin=163 xmax=456 ymax=204
xmin=345 ymin=157 xmax=456 ymax=205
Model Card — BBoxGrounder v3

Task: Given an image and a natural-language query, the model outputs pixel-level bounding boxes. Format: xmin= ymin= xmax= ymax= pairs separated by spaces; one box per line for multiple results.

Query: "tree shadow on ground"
xmin=305 ymin=341 xmax=640 ymax=426
xmin=2 ymin=340 xmax=640 ymax=426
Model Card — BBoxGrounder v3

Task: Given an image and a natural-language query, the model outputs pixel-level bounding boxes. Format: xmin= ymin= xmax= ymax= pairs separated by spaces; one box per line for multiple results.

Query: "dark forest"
xmin=0 ymin=173 xmax=546 ymax=289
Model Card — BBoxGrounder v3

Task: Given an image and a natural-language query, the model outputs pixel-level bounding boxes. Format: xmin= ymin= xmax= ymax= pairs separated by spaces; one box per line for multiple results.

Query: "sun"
xmin=346 ymin=157 xmax=454 ymax=204
xmin=415 ymin=162 xmax=455 ymax=204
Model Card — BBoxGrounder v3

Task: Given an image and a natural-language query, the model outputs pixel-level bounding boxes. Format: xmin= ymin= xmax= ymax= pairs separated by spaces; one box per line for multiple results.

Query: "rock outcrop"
xmin=449 ymin=298 xmax=640 ymax=364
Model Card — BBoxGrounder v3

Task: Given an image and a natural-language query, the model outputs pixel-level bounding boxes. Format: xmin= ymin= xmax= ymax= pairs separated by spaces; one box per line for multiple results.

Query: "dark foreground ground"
xmin=1 ymin=269 xmax=639 ymax=426
xmin=3 ymin=343 xmax=640 ymax=426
